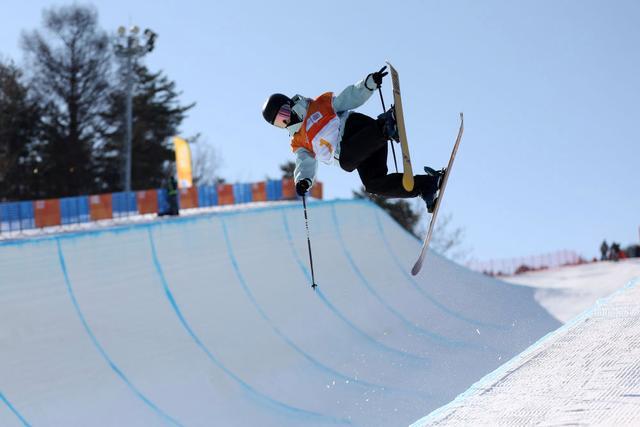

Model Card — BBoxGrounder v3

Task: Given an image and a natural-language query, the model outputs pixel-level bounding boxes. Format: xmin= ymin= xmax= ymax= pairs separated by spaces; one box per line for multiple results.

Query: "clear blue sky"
xmin=2 ymin=0 xmax=638 ymax=260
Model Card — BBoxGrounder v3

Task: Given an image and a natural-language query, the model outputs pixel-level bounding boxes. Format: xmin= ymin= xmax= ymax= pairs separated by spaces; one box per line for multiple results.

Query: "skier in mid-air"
xmin=261 ymin=66 xmax=444 ymax=212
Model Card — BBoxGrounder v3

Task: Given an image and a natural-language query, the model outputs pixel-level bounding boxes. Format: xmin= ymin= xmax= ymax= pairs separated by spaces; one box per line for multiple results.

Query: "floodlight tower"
xmin=114 ymin=26 xmax=157 ymax=193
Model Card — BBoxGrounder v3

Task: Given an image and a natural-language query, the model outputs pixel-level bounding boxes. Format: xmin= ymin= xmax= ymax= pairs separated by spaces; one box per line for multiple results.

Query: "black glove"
xmin=370 ymin=65 xmax=388 ymax=88
xmin=295 ymin=179 xmax=311 ymax=196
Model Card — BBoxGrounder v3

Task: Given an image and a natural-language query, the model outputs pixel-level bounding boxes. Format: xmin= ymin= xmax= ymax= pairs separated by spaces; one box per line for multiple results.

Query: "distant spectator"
xmin=600 ymin=240 xmax=609 ymax=261
xmin=160 ymin=175 xmax=179 ymax=216
xmin=610 ymin=242 xmax=621 ymax=262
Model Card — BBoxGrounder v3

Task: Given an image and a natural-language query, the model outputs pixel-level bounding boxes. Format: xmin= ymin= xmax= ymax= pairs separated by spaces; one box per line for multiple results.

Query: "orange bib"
xmin=291 ymin=92 xmax=340 ymax=164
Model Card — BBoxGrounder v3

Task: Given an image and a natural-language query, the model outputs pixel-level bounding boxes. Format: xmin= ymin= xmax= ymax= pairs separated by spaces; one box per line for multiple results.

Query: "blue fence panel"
xmin=1 ymin=203 xmax=18 ymax=232
xmin=60 ymin=197 xmax=76 ymax=225
xmin=266 ymin=180 xmax=283 ymax=201
xmin=1 ymin=202 xmax=35 ymax=233
xmin=78 ymin=196 xmax=90 ymax=222
xmin=60 ymin=196 xmax=90 ymax=225
xmin=233 ymin=183 xmax=252 ymax=204
xmin=19 ymin=202 xmax=35 ymax=230
xmin=112 ymin=192 xmax=138 ymax=218
xmin=157 ymin=189 xmax=169 ymax=214
xmin=197 ymin=185 xmax=218 ymax=208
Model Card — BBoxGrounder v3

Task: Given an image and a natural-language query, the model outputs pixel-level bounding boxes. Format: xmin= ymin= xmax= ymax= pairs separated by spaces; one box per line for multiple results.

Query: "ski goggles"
xmin=272 ymin=104 xmax=292 ymax=128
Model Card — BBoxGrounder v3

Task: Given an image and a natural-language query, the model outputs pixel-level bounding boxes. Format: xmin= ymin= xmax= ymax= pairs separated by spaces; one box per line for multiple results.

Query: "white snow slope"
xmin=0 ymin=199 xmax=559 ymax=427
xmin=410 ymin=276 xmax=640 ymax=426
xmin=505 ymin=258 xmax=640 ymax=322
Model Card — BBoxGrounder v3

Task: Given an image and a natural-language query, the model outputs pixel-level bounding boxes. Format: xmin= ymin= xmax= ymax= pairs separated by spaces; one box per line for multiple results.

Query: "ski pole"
xmin=378 ymin=87 xmax=399 ymax=173
xmin=302 ymin=195 xmax=318 ymax=290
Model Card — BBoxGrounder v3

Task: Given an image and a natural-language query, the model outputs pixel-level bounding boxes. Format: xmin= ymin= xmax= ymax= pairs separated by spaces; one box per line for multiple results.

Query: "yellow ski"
xmin=386 ymin=61 xmax=414 ymax=192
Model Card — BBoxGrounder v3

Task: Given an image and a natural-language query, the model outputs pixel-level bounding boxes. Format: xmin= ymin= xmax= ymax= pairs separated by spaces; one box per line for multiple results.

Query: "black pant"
xmin=339 ymin=113 xmax=437 ymax=199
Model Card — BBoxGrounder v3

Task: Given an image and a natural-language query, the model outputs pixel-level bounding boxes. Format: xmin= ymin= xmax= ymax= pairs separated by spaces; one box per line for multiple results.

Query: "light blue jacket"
xmin=287 ymin=74 xmax=378 ymax=187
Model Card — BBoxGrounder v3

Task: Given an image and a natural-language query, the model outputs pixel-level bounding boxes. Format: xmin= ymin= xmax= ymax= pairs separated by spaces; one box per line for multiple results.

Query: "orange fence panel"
xmin=89 ymin=194 xmax=113 ymax=221
xmin=137 ymin=190 xmax=158 ymax=215
xmin=251 ymin=182 xmax=267 ymax=202
xmin=179 ymin=187 xmax=198 ymax=209
xmin=311 ymin=181 xmax=323 ymax=199
xmin=217 ymin=184 xmax=235 ymax=205
xmin=282 ymin=178 xmax=296 ymax=200
xmin=33 ymin=199 xmax=61 ymax=228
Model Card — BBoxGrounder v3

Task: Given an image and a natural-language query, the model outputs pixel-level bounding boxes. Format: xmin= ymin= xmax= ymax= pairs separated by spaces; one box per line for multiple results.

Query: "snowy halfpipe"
xmin=0 ymin=199 xmax=559 ymax=426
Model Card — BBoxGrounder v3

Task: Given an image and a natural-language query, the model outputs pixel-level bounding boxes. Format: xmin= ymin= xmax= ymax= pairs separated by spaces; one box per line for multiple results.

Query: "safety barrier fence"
xmin=0 ymin=178 xmax=322 ymax=235
xmin=466 ymin=250 xmax=585 ymax=277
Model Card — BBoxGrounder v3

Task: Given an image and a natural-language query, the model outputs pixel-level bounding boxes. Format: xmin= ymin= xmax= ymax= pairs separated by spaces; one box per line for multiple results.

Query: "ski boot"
xmin=421 ymin=166 xmax=445 ymax=213
xmin=377 ymin=106 xmax=400 ymax=143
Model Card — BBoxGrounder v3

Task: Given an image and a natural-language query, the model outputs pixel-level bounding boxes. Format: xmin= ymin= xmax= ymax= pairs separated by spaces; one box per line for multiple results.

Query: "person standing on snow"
xmin=600 ymin=240 xmax=609 ymax=261
xmin=261 ymin=66 xmax=444 ymax=212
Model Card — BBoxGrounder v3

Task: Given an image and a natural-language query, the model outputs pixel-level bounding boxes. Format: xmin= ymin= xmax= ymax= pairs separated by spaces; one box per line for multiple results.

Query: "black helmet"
xmin=262 ymin=93 xmax=291 ymax=125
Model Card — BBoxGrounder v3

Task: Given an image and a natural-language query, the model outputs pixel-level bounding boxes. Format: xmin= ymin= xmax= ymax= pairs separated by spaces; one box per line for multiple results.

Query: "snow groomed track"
xmin=0 ymin=199 xmax=559 ymax=426
xmin=411 ymin=277 xmax=640 ymax=426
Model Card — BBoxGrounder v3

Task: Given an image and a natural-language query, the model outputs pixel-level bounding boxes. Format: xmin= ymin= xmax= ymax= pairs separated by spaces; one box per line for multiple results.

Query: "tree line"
xmin=0 ymin=4 xmax=194 ymax=201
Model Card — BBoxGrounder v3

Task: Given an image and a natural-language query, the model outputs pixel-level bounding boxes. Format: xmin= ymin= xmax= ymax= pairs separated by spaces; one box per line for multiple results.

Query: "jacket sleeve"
xmin=293 ymin=147 xmax=318 ymax=186
xmin=332 ymin=74 xmax=377 ymax=113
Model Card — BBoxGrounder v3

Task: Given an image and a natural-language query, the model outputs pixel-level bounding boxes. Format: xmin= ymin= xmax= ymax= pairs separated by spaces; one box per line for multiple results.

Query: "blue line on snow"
xmin=55 ymin=239 xmax=182 ymax=426
xmin=372 ymin=208 xmax=508 ymax=331
xmin=280 ymin=210 xmax=432 ymax=365
xmin=146 ymin=227 xmax=351 ymax=425
xmin=0 ymin=391 xmax=31 ymax=426
xmin=329 ymin=205 xmax=476 ymax=350
xmin=219 ymin=217 xmax=406 ymax=394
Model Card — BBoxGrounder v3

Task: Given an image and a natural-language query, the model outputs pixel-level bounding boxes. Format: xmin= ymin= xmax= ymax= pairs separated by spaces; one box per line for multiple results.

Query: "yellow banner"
xmin=173 ymin=136 xmax=193 ymax=188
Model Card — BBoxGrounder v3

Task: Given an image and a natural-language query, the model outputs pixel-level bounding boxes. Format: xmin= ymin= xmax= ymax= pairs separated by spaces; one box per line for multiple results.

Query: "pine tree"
xmin=0 ymin=60 xmax=42 ymax=200
xmin=21 ymin=4 xmax=112 ymax=197
xmin=97 ymin=64 xmax=194 ymax=192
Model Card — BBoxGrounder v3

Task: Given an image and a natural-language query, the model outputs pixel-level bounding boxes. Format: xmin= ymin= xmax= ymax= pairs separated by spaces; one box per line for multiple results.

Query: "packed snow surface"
xmin=410 ymin=276 xmax=640 ymax=426
xmin=0 ymin=199 xmax=559 ymax=426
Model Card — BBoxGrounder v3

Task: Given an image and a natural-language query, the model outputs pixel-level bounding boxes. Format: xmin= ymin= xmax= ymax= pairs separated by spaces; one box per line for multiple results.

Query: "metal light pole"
xmin=114 ymin=26 xmax=157 ymax=193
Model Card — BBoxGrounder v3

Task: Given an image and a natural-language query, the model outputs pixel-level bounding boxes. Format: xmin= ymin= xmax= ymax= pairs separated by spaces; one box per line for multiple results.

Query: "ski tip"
xmin=459 ymin=112 xmax=464 ymax=121
xmin=411 ymin=263 xmax=421 ymax=276
xmin=402 ymin=176 xmax=414 ymax=192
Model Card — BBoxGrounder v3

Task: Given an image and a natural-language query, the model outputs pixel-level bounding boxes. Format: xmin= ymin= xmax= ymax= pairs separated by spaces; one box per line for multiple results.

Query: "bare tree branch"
xmin=191 ymin=135 xmax=222 ymax=186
